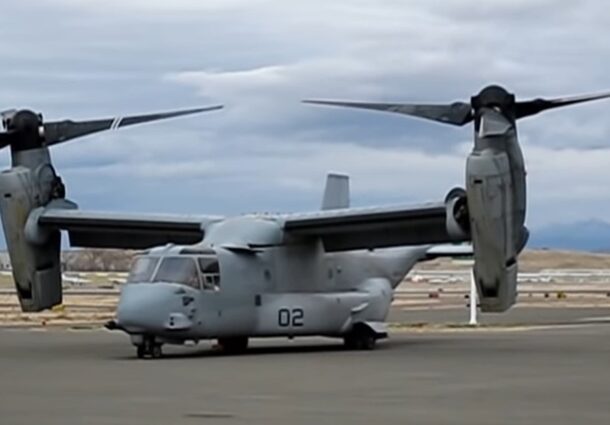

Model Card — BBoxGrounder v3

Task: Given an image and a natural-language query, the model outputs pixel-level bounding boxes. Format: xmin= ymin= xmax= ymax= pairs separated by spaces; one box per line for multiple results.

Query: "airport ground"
xmin=2 ymin=259 xmax=610 ymax=425
xmin=1 ymin=305 xmax=610 ymax=425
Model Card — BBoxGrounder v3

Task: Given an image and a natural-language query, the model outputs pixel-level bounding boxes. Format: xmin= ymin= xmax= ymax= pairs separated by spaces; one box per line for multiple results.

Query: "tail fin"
xmin=321 ymin=173 xmax=350 ymax=210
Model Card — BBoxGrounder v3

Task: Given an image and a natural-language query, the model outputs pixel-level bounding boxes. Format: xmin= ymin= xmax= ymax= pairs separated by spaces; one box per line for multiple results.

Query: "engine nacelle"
xmin=466 ymin=149 xmax=519 ymax=312
xmin=445 ymin=187 xmax=470 ymax=241
xmin=0 ymin=149 xmax=63 ymax=311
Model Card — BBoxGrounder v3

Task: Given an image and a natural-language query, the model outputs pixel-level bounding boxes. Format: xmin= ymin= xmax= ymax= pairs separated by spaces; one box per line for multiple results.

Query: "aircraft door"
xmin=196 ymin=256 xmax=222 ymax=332
xmin=198 ymin=249 xmax=258 ymax=337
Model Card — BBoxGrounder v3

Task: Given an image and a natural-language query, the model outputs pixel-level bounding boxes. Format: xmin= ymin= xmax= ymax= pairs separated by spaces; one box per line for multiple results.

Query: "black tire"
xmin=136 ymin=345 xmax=146 ymax=359
xmin=359 ymin=333 xmax=377 ymax=350
xmin=343 ymin=334 xmax=359 ymax=350
xmin=344 ymin=327 xmax=377 ymax=351
xmin=151 ymin=344 xmax=163 ymax=359
xmin=217 ymin=337 xmax=249 ymax=354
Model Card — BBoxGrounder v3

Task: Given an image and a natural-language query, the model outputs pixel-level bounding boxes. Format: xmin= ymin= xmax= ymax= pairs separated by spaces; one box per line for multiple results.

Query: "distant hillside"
xmin=529 ymin=219 xmax=610 ymax=252
xmin=416 ymin=249 xmax=610 ymax=272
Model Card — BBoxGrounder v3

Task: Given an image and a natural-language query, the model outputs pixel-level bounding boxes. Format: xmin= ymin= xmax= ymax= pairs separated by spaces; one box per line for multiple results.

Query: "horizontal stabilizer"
xmin=423 ymin=244 xmax=473 ymax=260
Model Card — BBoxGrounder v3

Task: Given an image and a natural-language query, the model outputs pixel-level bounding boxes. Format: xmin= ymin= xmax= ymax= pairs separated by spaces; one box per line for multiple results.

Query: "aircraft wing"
xmin=283 ymin=202 xmax=462 ymax=252
xmin=37 ymin=207 xmax=219 ymax=249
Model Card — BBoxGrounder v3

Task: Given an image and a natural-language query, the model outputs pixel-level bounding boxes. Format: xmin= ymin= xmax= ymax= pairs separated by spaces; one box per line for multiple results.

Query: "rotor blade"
xmin=478 ymin=109 xmax=513 ymax=138
xmin=303 ymin=99 xmax=473 ymax=126
xmin=43 ymin=105 xmax=223 ymax=146
xmin=516 ymin=92 xmax=610 ymax=119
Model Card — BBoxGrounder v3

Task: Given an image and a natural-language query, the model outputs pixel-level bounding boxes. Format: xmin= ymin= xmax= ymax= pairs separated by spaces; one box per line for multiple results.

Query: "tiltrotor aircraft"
xmin=1 ymin=85 xmax=608 ymax=359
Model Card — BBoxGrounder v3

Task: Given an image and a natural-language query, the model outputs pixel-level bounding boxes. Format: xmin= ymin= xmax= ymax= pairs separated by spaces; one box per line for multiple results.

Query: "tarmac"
xmin=389 ymin=303 xmax=610 ymax=325
xmin=1 ymin=306 xmax=610 ymax=425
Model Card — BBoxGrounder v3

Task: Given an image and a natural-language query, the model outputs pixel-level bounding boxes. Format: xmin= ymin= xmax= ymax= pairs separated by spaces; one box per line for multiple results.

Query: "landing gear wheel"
xmin=217 ymin=337 xmax=249 ymax=354
xmin=151 ymin=344 xmax=163 ymax=359
xmin=344 ymin=327 xmax=377 ymax=350
xmin=343 ymin=334 xmax=359 ymax=350
xmin=136 ymin=337 xmax=163 ymax=359
xmin=358 ymin=332 xmax=377 ymax=350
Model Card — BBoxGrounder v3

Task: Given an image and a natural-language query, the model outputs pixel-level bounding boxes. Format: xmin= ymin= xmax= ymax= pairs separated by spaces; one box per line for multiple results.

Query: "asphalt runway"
xmin=1 ymin=309 xmax=610 ymax=425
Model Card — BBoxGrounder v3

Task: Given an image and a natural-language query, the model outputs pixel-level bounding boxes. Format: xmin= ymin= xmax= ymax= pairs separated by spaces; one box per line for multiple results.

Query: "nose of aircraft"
xmin=116 ymin=283 xmax=187 ymax=333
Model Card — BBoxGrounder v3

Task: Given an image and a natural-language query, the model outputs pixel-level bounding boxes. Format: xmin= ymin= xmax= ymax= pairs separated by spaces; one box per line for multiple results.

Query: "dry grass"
xmin=0 ymin=273 xmax=15 ymax=288
xmin=519 ymin=250 xmax=610 ymax=271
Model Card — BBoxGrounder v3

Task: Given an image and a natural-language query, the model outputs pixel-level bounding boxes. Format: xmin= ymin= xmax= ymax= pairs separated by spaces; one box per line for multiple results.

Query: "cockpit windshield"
xmin=153 ymin=257 xmax=200 ymax=289
xmin=126 ymin=254 xmax=221 ymax=290
xmin=127 ymin=257 xmax=159 ymax=283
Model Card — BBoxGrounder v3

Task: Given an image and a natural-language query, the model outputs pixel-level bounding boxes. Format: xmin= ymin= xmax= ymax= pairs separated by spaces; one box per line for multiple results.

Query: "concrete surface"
xmin=389 ymin=304 xmax=610 ymax=326
xmin=1 ymin=307 xmax=610 ymax=425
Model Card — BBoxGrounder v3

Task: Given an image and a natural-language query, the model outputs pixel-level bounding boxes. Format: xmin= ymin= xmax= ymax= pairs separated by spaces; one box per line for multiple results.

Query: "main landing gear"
xmin=136 ymin=337 xmax=163 ymax=359
xmin=343 ymin=326 xmax=378 ymax=350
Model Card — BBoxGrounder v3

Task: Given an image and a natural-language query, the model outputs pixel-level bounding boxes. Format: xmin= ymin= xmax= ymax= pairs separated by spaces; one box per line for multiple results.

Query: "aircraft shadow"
xmin=114 ymin=336 xmax=452 ymax=361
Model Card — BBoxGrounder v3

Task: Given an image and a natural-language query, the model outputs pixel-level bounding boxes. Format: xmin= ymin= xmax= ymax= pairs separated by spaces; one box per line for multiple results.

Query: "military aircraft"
xmin=0 ymin=84 xmax=608 ymax=359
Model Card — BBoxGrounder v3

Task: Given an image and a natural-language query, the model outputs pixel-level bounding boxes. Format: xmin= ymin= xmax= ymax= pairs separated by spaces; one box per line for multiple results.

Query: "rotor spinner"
xmin=2 ymin=110 xmax=47 ymax=151
xmin=470 ymin=86 xmax=520 ymax=153
xmin=473 ymin=85 xmax=514 ymax=107
xmin=472 ymin=85 xmax=516 ymax=117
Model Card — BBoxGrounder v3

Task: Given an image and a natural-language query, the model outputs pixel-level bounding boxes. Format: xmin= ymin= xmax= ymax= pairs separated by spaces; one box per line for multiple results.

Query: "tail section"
xmin=321 ymin=173 xmax=350 ymax=210
xmin=368 ymin=244 xmax=473 ymax=289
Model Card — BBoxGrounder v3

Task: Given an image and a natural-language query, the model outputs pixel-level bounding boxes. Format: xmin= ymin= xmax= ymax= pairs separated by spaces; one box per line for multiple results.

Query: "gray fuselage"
xmin=115 ymin=217 xmax=429 ymax=346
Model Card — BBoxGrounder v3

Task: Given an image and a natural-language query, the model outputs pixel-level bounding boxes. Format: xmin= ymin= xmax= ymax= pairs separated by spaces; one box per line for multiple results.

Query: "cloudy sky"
xmin=2 ymin=0 xmax=610 ymax=230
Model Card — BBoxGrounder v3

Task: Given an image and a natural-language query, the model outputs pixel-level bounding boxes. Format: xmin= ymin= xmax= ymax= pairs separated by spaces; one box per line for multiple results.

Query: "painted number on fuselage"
xmin=278 ymin=308 xmax=304 ymax=327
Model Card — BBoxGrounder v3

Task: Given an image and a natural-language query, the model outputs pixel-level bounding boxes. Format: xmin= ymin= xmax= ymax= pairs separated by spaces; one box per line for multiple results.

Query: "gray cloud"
xmin=1 ymin=0 xmax=610 ymax=230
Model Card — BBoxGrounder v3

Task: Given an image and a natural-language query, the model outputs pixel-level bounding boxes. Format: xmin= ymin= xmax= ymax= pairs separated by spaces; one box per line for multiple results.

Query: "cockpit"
xmin=126 ymin=251 xmax=221 ymax=291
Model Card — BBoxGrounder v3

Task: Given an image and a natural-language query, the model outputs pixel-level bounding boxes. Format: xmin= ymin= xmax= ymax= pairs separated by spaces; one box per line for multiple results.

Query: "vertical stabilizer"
xmin=321 ymin=173 xmax=350 ymax=210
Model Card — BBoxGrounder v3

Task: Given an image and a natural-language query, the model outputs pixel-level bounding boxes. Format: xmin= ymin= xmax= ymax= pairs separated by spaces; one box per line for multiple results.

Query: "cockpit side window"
xmin=127 ymin=257 xmax=159 ymax=283
xmin=198 ymin=257 xmax=220 ymax=291
xmin=153 ymin=257 xmax=201 ymax=289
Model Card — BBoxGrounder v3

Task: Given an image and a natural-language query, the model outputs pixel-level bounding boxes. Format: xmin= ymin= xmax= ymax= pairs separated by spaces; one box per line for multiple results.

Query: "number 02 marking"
xmin=278 ymin=308 xmax=304 ymax=327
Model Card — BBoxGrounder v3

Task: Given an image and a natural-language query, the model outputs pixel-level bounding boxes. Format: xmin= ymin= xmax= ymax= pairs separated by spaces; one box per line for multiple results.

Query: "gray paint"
xmin=114 ymin=240 xmax=423 ymax=343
